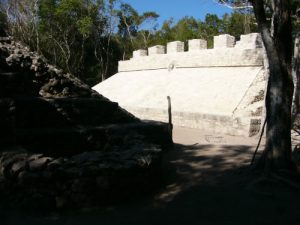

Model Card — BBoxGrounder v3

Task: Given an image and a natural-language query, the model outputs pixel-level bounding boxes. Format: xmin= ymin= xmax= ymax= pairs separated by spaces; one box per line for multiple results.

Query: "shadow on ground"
xmin=2 ymin=142 xmax=300 ymax=225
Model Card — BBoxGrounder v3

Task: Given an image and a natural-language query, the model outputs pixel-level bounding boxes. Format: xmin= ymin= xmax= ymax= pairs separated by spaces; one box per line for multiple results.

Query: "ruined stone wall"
xmin=0 ymin=36 xmax=172 ymax=210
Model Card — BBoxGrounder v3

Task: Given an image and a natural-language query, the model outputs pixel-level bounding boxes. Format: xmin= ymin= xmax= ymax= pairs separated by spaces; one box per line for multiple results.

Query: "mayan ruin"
xmin=94 ymin=33 xmax=266 ymax=136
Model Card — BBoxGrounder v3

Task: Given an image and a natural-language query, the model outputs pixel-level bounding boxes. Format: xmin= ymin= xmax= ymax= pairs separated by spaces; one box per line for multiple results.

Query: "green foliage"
xmin=36 ymin=0 xmax=109 ymax=84
xmin=116 ymin=3 xmax=159 ymax=56
xmin=223 ymin=12 xmax=258 ymax=39
xmin=198 ymin=14 xmax=225 ymax=47
xmin=148 ymin=12 xmax=257 ymax=49
xmin=77 ymin=16 xmax=93 ymax=37
xmin=173 ymin=17 xmax=199 ymax=41
xmin=55 ymin=0 xmax=82 ymax=16
xmin=3 ymin=0 xmax=258 ymax=86
xmin=117 ymin=3 xmax=139 ymax=38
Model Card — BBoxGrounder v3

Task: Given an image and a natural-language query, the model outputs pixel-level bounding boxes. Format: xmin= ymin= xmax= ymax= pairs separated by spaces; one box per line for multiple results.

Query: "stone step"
xmin=16 ymin=121 xmax=172 ymax=157
xmin=14 ymin=97 xmax=134 ymax=128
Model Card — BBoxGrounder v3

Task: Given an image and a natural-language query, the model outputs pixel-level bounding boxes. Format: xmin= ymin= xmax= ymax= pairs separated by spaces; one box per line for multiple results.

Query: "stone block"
xmin=148 ymin=45 xmax=165 ymax=55
xmin=214 ymin=34 xmax=235 ymax=48
xmin=188 ymin=39 xmax=207 ymax=51
xmin=235 ymin=33 xmax=262 ymax=49
xmin=133 ymin=49 xmax=147 ymax=58
xmin=167 ymin=41 xmax=184 ymax=53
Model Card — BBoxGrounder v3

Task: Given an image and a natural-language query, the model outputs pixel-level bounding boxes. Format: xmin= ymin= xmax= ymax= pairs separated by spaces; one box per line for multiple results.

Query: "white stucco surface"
xmin=93 ymin=67 xmax=263 ymax=116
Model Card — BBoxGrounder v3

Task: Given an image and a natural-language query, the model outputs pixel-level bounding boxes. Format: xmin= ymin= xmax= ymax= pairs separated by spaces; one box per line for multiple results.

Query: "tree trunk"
xmin=292 ymin=35 xmax=300 ymax=123
xmin=251 ymin=0 xmax=295 ymax=172
xmin=264 ymin=45 xmax=294 ymax=171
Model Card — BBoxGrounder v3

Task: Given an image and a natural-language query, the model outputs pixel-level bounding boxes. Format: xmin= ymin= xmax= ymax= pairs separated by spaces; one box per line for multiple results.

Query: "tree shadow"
xmin=3 ymin=142 xmax=300 ymax=225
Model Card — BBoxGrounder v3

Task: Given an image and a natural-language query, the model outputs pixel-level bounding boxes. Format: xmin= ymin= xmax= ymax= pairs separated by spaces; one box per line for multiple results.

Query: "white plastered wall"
xmin=93 ymin=33 xmax=267 ymax=136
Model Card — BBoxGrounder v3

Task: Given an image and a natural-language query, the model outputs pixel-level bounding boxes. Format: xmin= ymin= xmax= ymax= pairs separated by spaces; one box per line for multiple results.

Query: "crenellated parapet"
xmin=119 ymin=33 xmax=264 ymax=72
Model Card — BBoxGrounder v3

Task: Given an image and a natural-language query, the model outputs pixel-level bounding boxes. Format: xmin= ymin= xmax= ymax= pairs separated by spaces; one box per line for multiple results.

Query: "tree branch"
xmin=214 ymin=0 xmax=253 ymax=9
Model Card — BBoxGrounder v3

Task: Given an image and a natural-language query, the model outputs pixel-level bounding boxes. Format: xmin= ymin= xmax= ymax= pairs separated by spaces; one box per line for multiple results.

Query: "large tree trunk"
xmin=251 ymin=0 xmax=295 ymax=172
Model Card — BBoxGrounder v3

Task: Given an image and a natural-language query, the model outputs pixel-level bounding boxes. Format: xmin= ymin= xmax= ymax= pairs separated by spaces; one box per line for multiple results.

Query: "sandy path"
xmin=173 ymin=126 xmax=261 ymax=146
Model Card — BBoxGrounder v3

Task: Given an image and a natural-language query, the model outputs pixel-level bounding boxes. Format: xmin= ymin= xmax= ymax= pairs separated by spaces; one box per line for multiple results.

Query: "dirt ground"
xmin=3 ymin=126 xmax=300 ymax=225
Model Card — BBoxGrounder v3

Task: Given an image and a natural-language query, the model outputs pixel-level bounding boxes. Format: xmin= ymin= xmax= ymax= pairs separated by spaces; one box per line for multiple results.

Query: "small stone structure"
xmin=93 ymin=33 xmax=266 ymax=136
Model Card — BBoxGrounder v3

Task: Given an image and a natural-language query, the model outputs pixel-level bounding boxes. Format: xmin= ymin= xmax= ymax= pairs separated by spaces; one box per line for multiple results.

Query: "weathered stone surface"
xmin=0 ymin=38 xmax=99 ymax=98
xmin=0 ymin=35 xmax=171 ymax=211
xmin=0 ymin=142 xmax=162 ymax=210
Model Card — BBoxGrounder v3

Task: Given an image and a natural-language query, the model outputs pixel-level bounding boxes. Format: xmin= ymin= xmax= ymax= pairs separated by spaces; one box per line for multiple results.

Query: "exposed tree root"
xmin=250 ymin=118 xmax=266 ymax=166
